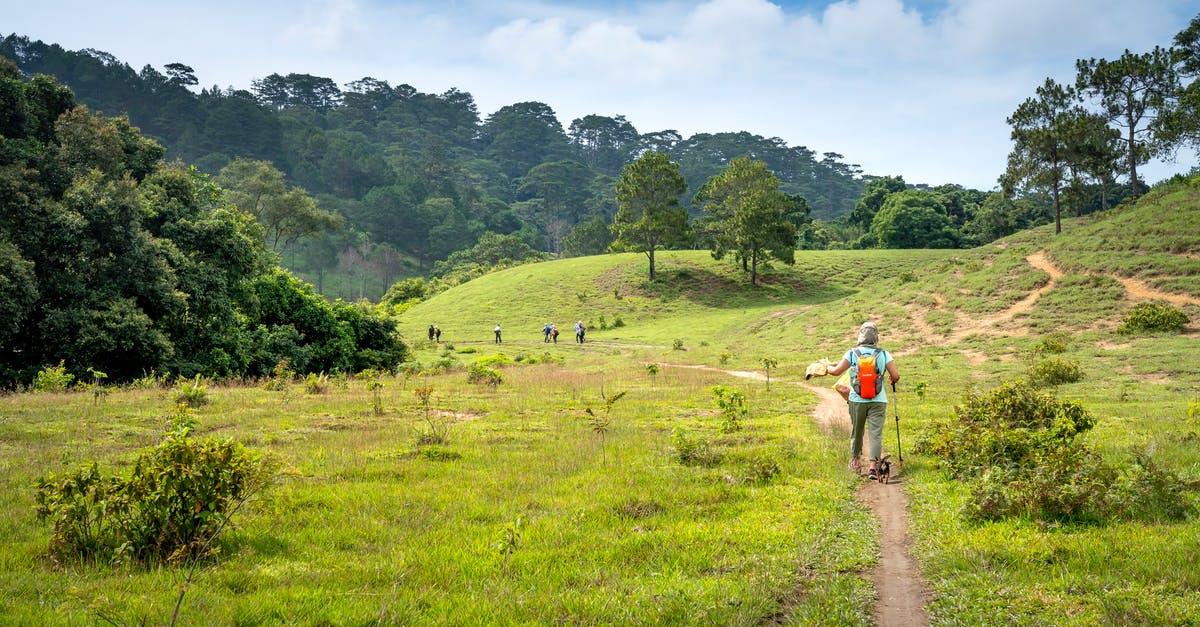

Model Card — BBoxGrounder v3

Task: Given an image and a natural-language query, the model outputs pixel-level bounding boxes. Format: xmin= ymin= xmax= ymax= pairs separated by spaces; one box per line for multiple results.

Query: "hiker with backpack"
xmin=819 ymin=321 xmax=900 ymax=480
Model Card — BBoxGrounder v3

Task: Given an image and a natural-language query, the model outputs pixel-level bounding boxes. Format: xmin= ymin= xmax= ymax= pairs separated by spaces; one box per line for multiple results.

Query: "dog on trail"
xmin=875 ymin=455 xmax=893 ymax=484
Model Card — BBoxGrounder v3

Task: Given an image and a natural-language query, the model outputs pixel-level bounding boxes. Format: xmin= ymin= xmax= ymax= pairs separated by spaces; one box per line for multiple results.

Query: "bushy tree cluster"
xmin=0 ymin=60 xmax=407 ymax=386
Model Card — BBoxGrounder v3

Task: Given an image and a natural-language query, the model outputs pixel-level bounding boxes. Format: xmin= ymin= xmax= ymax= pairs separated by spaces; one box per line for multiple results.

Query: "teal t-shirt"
xmin=844 ymin=346 xmax=890 ymax=403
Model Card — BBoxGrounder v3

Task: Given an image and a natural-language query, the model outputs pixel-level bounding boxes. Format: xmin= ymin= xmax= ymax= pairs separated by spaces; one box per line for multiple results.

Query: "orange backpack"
xmin=851 ymin=348 xmax=884 ymax=399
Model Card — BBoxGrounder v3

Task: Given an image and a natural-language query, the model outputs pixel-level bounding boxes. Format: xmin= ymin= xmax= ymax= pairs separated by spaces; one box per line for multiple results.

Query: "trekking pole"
xmin=892 ymin=381 xmax=903 ymax=466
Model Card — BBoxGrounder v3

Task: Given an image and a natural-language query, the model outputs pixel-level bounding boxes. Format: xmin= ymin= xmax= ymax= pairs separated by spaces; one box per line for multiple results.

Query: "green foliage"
xmin=304 ymin=372 xmax=329 ymax=395
xmin=1027 ymin=357 xmax=1083 ymax=387
xmin=613 ymin=151 xmax=690 ymax=281
xmin=711 ymin=385 xmax=748 ymax=433
xmin=34 ymin=430 xmax=276 ymax=564
xmin=922 ymin=380 xmax=1192 ymax=523
xmin=644 ymin=363 xmax=659 ymax=376
xmin=694 ymin=156 xmax=800 ymax=285
xmin=919 ymin=381 xmax=1095 ymax=478
xmin=584 ymin=388 xmax=626 ymax=464
xmin=1118 ymin=301 xmax=1189 ymax=334
xmin=1032 ymin=332 xmax=1069 ymax=355
xmin=736 ymin=451 xmax=783 ymax=485
xmin=33 ymin=361 xmax=75 ymax=392
xmin=672 ymin=338 xmax=684 ymax=350
xmin=466 ymin=363 xmax=503 ymax=386
xmin=670 ymin=428 xmax=722 ymax=467
xmin=173 ymin=375 xmax=209 ymax=408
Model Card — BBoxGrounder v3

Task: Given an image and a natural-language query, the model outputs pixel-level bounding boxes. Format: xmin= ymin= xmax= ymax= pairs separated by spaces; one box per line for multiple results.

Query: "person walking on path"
xmin=428 ymin=324 xmax=435 ymax=342
xmin=575 ymin=320 xmax=585 ymax=344
xmin=434 ymin=325 xmax=441 ymax=343
xmin=550 ymin=323 xmax=559 ymax=344
xmin=494 ymin=324 xmax=502 ymax=344
xmin=822 ymin=322 xmax=899 ymax=480
xmin=543 ymin=322 xmax=552 ymax=343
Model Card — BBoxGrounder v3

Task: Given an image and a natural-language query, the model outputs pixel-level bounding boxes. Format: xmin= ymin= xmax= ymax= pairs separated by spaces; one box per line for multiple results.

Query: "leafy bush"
xmin=672 ymin=338 xmax=684 ymax=350
xmin=467 ymin=363 xmax=502 ymax=386
xmin=1118 ymin=301 xmax=1189 ymax=335
xmin=1027 ymin=358 xmax=1083 ymax=387
xmin=1032 ymin=332 xmax=1069 ymax=355
xmin=34 ymin=432 xmax=277 ymax=564
xmin=922 ymin=380 xmax=1192 ymax=523
xmin=304 ymin=372 xmax=329 ymax=395
xmin=474 ymin=353 xmax=514 ymax=368
xmin=670 ymin=428 xmax=722 ymax=467
xmin=711 ymin=385 xmax=747 ymax=433
xmin=174 ymin=375 xmax=209 ymax=408
xmin=33 ymin=361 xmax=75 ymax=392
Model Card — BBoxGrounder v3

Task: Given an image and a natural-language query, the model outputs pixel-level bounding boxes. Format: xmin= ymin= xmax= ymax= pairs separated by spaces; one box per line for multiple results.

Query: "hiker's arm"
xmin=886 ymin=361 xmax=900 ymax=385
xmin=826 ymin=358 xmax=850 ymax=376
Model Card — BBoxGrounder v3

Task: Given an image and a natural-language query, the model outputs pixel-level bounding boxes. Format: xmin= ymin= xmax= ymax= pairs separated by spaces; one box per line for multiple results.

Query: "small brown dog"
xmin=876 ymin=455 xmax=893 ymax=484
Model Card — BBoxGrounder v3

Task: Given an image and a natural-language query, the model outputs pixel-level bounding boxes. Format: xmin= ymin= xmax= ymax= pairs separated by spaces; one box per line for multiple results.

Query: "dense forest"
xmin=0 ymin=57 xmax=407 ymax=386
xmin=0 ymin=35 xmax=869 ymax=296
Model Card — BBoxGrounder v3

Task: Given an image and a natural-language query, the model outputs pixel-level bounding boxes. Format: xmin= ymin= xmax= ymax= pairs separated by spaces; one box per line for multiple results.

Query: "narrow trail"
xmin=662 ymin=364 xmax=931 ymax=626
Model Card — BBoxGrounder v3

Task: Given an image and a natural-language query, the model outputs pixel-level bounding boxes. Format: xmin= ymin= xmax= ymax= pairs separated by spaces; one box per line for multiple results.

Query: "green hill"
xmin=2 ymin=179 xmax=1197 ymax=624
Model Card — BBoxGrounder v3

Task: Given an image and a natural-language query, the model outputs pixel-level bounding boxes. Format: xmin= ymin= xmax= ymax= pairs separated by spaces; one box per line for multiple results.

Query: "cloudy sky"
xmin=4 ymin=0 xmax=1199 ymax=188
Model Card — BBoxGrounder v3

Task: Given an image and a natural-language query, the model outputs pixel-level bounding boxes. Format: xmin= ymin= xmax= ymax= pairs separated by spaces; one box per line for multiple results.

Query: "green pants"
xmin=849 ymin=401 xmax=887 ymax=461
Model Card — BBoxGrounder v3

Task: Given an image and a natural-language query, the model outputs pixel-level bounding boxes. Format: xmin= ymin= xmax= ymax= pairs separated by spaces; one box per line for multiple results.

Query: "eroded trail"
xmin=664 ymin=364 xmax=931 ymax=625
xmin=810 ymin=388 xmax=930 ymax=626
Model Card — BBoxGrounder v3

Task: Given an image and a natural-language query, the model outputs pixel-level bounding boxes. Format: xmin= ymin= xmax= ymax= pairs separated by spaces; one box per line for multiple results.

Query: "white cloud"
xmin=280 ymin=0 xmax=369 ymax=53
xmin=4 ymin=0 xmax=1197 ymax=187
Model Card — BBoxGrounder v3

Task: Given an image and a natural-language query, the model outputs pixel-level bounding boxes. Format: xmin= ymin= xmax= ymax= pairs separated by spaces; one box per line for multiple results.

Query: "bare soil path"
xmin=662 ymin=364 xmax=931 ymax=625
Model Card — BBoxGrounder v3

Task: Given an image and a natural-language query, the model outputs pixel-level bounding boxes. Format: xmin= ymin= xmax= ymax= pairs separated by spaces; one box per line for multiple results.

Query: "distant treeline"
xmin=0 ymin=35 xmax=870 ymax=287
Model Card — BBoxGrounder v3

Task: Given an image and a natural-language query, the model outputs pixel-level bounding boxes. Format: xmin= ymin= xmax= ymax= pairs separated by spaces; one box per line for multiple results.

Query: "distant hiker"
xmin=817 ymin=321 xmax=899 ymax=480
xmin=543 ymin=322 xmax=552 ymax=343
xmin=550 ymin=323 xmax=559 ymax=344
xmin=575 ymin=320 xmax=585 ymax=344
xmin=434 ymin=325 xmax=441 ymax=343
xmin=494 ymin=324 xmax=502 ymax=344
xmin=428 ymin=324 xmax=435 ymax=342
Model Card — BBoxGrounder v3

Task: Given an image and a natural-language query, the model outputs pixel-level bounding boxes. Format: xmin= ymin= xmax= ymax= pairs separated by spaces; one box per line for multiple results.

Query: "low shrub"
xmin=922 ymin=380 xmax=1192 ymax=523
xmin=670 ymin=428 xmax=722 ymax=467
xmin=33 ymin=361 xmax=74 ymax=392
xmin=174 ymin=375 xmax=209 ymax=408
xmin=1027 ymin=358 xmax=1083 ymax=387
xmin=1032 ymin=332 xmax=1069 ymax=355
xmin=304 ymin=372 xmax=329 ymax=395
xmin=467 ymin=363 xmax=502 ymax=386
xmin=1118 ymin=301 xmax=1189 ymax=335
xmin=34 ymin=431 xmax=278 ymax=564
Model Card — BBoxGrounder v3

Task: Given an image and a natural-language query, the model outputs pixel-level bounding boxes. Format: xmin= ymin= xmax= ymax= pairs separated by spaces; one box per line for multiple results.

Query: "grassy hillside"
xmin=2 ymin=180 xmax=1198 ymax=624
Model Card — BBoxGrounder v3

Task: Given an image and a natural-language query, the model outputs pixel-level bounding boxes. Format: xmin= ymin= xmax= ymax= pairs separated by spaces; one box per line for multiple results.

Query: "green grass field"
xmin=2 ymin=180 xmax=1198 ymax=625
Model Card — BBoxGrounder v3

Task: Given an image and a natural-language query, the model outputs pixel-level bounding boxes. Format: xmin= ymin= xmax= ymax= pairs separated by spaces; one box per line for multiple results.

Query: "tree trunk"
xmin=1052 ymin=184 xmax=1061 ymax=234
xmin=750 ymin=251 xmax=758 ymax=286
xmin=1127 ymin=121 xmax=1139 ymax=197
xmin=648 ymin=247 xmax=656 ymax=281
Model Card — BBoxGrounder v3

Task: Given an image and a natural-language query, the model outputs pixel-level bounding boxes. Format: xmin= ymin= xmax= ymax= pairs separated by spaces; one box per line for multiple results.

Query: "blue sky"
xmin=3 ymin=0 xmax=1198 ymax=188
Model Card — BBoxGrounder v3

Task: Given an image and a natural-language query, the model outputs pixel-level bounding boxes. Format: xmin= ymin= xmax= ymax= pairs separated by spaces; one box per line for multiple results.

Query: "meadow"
xmin=1 ymin=180 xmax=1198 ymax=625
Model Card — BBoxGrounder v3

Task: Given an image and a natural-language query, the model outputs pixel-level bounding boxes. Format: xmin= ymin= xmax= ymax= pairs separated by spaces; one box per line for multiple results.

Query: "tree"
xmin=516 ymin=159 xmax=593 ymax=254
xmin=695 ymin=157 xmax=799 ymax=286
xmin=1005 ymin=78 xmax=1078 ymax=234
xmin=480 ymin=101 xmax=570 ymax=178
xmin=1157 ymin=15 xmax=1200 ymax=153
xmin=216 ymin=158 xmax=343 ymax=251
xmin=612 ymin=151 xmax=689 ymax=281
xmin=850 ymin=175 xmax=907 ymax=230
xmin=869 ymin=190 xmax=959 ymax=249
xmin=568 ymin=114 xmax=638 ymax=174
xmin=562 ymin=216 xmax=614 ymax=257
xmin=1076 ymin=47 xmax=1178 ymax=196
